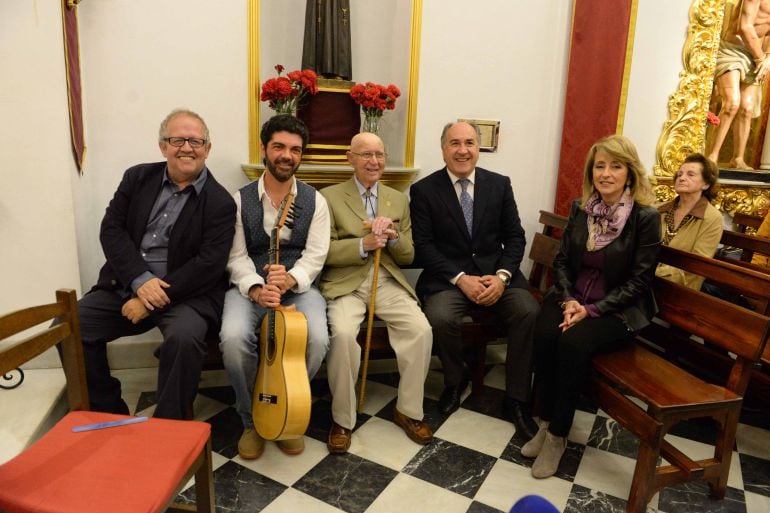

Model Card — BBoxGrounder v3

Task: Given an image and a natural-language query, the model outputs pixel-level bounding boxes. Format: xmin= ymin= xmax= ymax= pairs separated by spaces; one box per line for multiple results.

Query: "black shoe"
xmin=502 ymin=397 xmax=538 ymax=440
xmin=437 ymin=378 xmax=469 ymax=416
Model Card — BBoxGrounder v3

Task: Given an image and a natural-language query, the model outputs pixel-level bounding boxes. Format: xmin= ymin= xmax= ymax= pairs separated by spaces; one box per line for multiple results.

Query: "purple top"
xmin=567 ymin=248 xmax=606 ymax=318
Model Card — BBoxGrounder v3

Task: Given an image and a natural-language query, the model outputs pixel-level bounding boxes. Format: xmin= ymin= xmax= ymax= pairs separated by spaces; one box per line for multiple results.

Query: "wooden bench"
xmin=591 ymin=272 xmax=770 ymax=513
xmin=733 ymin=211 xmax=764 ymax=233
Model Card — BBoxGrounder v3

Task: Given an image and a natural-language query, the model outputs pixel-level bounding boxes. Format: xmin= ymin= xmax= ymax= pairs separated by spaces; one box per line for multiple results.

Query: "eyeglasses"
xmin=350 ymin=151 xmax=387 ymax=161
xmin=163 ymin=137 xmax=207 ymax=148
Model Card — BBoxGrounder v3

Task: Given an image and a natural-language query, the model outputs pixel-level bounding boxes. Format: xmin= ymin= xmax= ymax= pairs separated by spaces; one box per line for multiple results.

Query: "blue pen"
xmin=72 ymin=416 xmax=149 ymax=432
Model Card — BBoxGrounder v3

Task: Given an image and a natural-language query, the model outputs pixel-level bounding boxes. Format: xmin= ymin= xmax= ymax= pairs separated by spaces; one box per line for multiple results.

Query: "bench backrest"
xmin=719 ymin=229 xmax=770 ymax=264
xmin=527 ymin=210 xmax=568 ymax=299
xmin=733 ymin=212 xmax=764 ymax=233
xmin=653 ymin=277 xmax=769 ymax=361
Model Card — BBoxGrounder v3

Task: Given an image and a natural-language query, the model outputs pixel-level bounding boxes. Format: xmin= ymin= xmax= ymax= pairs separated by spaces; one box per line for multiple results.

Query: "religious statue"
xmin=301 ymin=0 xmax=352 ymax=81
xmin=707 ymin=0 xmax=770 ymax=170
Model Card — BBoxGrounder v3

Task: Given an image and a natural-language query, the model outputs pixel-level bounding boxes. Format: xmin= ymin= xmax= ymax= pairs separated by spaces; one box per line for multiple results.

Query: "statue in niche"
xmin=707 ymin=0 xmax=770 ymax=170
xmin=302 ymin=0 xmax=352 ymax=81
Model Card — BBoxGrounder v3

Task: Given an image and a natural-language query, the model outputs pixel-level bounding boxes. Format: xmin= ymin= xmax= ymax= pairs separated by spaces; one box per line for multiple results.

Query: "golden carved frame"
xmin=245 ymin=0 xmax=422 ymax=169
xmin=653 ymin=0 xmax=769 ymax=217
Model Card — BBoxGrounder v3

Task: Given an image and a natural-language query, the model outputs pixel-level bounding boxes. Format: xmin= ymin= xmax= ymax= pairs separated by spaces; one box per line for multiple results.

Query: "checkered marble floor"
xmin=116 ymin=356 xmax=770 ymax=513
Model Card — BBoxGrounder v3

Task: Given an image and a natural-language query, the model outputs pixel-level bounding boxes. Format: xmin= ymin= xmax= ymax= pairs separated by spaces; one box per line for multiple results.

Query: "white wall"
xmin=74 ymin=0 xmax=249 ymax=289
xmin=623 ymin=0 xmax=691 ymax=168
xmin=413 ymin=0 xmax=572 ymax=253
xmin=0 ymin=1 xmax=81 ymax=314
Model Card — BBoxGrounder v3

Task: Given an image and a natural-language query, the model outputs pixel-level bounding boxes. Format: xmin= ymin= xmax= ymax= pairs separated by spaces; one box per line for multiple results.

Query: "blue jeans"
xmin=219 ymin=286 xmax=329 ymax=428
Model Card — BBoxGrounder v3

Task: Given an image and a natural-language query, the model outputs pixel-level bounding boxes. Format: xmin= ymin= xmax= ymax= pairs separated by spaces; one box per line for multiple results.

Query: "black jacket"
xmin=550 ymin=199 xmax=661 ymax=332
xmin=410 ymin=167 xmax=529 ymax=299
xmin=93 ymin=162 xmax=236 ymax=327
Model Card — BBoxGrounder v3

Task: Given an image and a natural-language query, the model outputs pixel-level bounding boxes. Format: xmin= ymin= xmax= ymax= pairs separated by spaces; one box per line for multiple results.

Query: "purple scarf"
xmin=584 ymin=188 xmax=634 ymax=251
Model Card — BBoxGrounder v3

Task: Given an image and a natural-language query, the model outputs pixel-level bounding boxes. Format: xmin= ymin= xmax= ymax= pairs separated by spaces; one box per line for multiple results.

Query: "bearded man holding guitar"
xmin=220 ymin=115 xmax=330 ymax=459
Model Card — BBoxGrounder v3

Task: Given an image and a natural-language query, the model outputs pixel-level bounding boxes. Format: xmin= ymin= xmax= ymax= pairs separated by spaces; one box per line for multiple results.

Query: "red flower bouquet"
xmin=350 ymin=82 xmax=401 ymax=133
xmin=260 ymin=64 xmax=319 ymax=114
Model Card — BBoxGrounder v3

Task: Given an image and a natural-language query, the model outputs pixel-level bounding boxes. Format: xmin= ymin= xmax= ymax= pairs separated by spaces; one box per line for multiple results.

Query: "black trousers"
xmin=77 ymin=289 xmax=208 ymax=419
xmin=533 ymin=296 xmax=633 ymax=437
xmin=423 ymin=286 xmax=539 ymax=402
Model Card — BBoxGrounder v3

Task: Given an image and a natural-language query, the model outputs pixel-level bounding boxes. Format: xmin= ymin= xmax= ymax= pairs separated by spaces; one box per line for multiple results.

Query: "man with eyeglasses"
xmin=74 ymin=108 xmax=236 ymax=420
xmin=219 ymin=114 xmax=330 ymax=459
xmin=319 ymin=132 xmax=433 ymax=453
xmin=410 ymin=121 xmax=539 ymax=440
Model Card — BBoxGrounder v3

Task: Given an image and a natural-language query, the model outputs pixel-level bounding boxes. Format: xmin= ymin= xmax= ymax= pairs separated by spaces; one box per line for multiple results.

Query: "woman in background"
xmin=522 ymin=135 xmax=661 ymax=479
xmin=656 ymin=153 xmax=722 ymax=290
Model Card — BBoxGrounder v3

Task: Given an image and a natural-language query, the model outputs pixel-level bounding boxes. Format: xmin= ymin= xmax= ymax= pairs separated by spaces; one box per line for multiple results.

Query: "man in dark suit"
xmin=410 ymin=121 xmax=539 ymax=439
xmin=76 ymin=109 xmax=236 ymax=420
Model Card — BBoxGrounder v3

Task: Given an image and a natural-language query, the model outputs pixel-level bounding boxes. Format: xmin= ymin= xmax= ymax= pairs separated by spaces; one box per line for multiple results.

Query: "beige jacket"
xmin=319 ymin=178 xmax=416 ymax=301
xmin=656 ymin=197 xmax=723 ymax=290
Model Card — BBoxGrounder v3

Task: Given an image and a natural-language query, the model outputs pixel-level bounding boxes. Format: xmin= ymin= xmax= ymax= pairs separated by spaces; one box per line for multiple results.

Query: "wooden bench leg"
xmin=708 ymin=407 xmax=740 ymax=499
xmin=627 ymin=439 xmax=661 ymax=513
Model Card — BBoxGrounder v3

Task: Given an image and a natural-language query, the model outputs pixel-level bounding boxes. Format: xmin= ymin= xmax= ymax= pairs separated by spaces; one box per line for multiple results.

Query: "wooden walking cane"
xmin=357 ymin=245 xmax=381 ymax=412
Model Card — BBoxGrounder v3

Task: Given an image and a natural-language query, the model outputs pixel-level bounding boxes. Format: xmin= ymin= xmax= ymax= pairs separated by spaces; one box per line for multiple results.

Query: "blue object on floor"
xmin=510 ymin=494 xmax=560 ymax=513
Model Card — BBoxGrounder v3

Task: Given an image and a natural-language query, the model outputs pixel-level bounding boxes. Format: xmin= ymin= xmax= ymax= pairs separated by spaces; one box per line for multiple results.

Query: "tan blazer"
xmin=319 ymin=178 xmax=416 ymax=301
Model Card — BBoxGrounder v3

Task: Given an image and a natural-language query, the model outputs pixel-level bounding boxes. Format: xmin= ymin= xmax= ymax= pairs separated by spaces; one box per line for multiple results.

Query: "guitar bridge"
xmin=258 ymin=393 xmax=278 ymax=404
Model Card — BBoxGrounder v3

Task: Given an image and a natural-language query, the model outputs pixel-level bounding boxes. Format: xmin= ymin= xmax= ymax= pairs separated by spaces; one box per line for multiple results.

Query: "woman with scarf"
xmin=655 ymin=153 xmax=722 ymax=290
xmin=522 ymin=135 xmax=661 ymax=479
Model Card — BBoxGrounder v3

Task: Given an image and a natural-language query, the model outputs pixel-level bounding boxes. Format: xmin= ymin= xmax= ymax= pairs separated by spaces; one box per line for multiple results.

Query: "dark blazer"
xmin=550 ymin=199 xmax=661 ymax=332
xmin=93 ymin=162 xmax=236 ymax=327
xmin=410 ymin=167 xmax=529 ymax=299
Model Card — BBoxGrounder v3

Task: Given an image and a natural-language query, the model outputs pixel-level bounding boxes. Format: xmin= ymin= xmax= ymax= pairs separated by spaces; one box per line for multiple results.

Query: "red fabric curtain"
xmin=554 ymin=0 xmax=633 ymax=215
xmin=62 ymin=1 xmax=85 ymax=171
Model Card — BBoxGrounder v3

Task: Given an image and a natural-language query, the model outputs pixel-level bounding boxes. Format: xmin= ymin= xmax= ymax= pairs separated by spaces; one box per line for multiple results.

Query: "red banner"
xmin=554 ymin=0 xmax=633 ymax=215
xmin=61 ymin=0 xmax=85 ymax=171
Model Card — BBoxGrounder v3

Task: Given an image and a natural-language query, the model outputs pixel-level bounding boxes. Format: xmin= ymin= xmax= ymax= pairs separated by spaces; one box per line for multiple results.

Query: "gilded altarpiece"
xmin=654 ymin=0 xmax=769 ymax=217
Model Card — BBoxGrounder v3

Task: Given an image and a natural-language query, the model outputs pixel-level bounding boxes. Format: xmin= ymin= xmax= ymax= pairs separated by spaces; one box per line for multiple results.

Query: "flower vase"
xmin=273 ymin=100 xmax=297 ymax=117
xmin=361 ymin=113 xmax=382 ymax=135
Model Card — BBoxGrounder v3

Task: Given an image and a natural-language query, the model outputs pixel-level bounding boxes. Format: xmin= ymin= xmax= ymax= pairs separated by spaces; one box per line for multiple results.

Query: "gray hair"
xmin=440 ymin=121 xmax=482 ymax=147
xmin=158 ymin=108 xmax=210 ymax=143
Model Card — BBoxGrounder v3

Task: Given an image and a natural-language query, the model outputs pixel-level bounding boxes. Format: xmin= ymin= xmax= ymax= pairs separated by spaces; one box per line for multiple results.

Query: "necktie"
xmin=458 ymin=179 xmax=473 ymax=235
xmin=364 ymin=188 xmax=375 ymax=220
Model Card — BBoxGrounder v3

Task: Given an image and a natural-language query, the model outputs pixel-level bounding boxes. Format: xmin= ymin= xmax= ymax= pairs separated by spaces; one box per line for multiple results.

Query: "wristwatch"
xmin=496 ymin=271 xmax=511 ymax=286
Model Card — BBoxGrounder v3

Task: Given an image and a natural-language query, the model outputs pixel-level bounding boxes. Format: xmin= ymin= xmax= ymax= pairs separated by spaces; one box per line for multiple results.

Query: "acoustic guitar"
xmin=252 ymin=193 xmax=311 ymax=441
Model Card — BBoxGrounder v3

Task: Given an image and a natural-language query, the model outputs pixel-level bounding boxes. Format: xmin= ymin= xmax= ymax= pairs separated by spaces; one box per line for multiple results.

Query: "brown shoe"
xmin=327 ymin=422 xmax=352 ymax=454
xmin=238 ymin=428 xmax=265 ymax=460
xmin=276 ymin=436 xmax=305 ymax=455
xmin=393 ymin=408 xmax=433 ymax=445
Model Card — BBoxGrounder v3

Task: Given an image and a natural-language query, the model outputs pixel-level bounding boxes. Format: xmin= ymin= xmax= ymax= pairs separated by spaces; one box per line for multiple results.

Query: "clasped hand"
xmin=559 ymin=300 xmax=587 ymax=332
xmin=457 ymin=274 xmax=505 ymax=306
xmin=362 ymin=216 xmax=397 ymax=252
xmin=136 ymin=277 xmax=170 ymax=310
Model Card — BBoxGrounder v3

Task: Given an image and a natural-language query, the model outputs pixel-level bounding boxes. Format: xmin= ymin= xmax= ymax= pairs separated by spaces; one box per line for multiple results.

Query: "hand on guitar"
xmin=263 ymin=263 xmax=297 ymax=295
xmin=249 ymin=284 xmax=282 ymax=308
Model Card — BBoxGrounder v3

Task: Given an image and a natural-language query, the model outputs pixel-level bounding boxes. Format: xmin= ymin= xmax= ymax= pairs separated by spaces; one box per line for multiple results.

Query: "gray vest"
xmin=240 ymin=179 xmax=316 ymax=279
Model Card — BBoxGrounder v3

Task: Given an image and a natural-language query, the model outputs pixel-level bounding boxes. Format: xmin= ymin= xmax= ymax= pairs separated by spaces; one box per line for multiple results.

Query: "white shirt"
xmin=226 ymin=175 xmax=330 ymax=297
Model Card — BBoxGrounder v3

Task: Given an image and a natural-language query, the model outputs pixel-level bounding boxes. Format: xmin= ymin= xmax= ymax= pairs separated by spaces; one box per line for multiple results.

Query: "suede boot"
xmin=520 ymin=420 xmax=549 ymax=458
xmin=532 ymin=432 xmax=566 ymax=478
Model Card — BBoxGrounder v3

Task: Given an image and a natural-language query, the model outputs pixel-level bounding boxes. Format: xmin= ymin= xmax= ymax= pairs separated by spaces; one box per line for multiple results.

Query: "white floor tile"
xmin=475 ymin=459 xmax=573 ymax=513
xmin=236 ymin=435 xmax=328 ymax=487
xmin=737 ymin=423 xmax=770 ymax=460
xmin=573 ymin=446 xmax=637 ymax=501
xmin=366 ymin=473 xmax=471 ymax=513
xmin=744 ymin=490 xmax=770 ymax=513
xmin=261 ymin=488 xmax=346 ymax=513
xmin=434 ymin=407 xmax=514 ymax=457
xmin=348 ymin=416 xmax=422 ymax=470
xmin=357 ymin=380 xmax=398 ymax=416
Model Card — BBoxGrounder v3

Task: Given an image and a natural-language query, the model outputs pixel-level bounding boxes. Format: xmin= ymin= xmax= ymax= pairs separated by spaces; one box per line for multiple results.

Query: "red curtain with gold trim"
xmin=62 ymin=0 xmax=85 ymax=171
xmin=554 ymin=0 xmax=633 ymax=215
